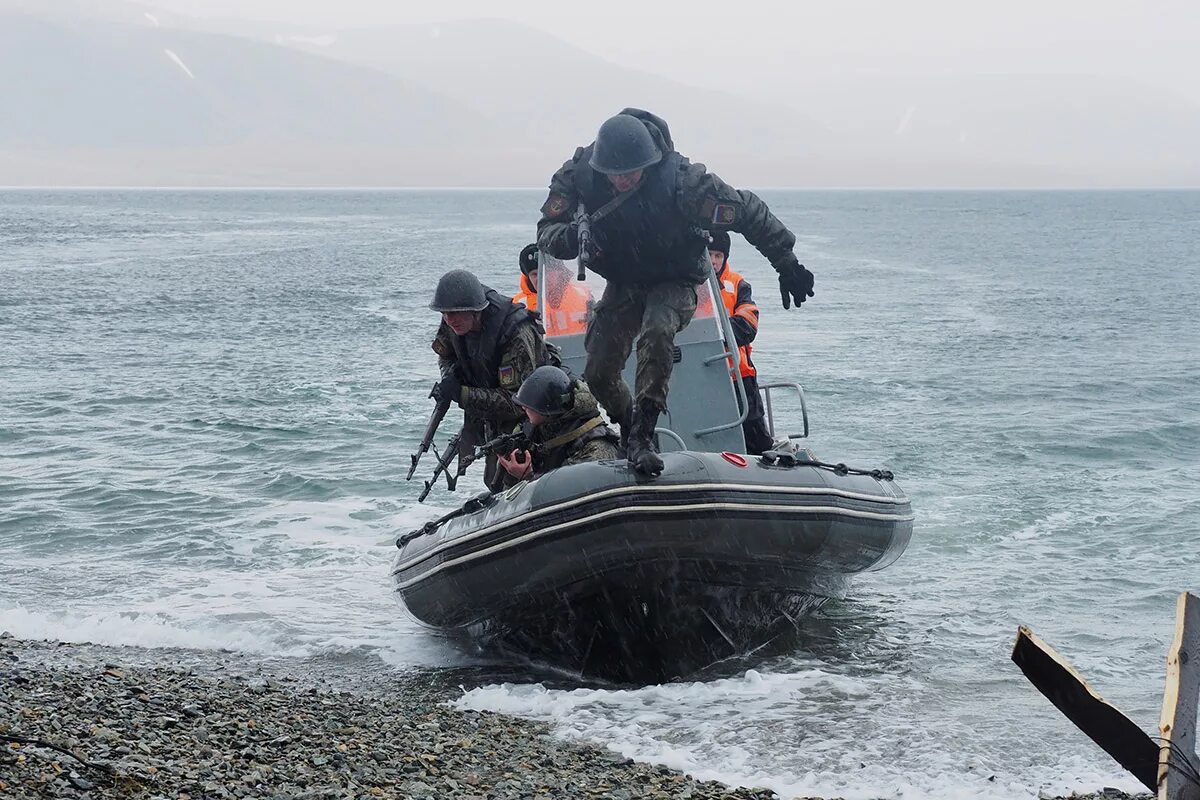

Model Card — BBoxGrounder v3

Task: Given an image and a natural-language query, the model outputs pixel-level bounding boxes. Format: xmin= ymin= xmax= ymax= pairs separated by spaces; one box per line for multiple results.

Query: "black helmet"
xmin=519 ymin=243 xmax=539 ymax=277
xmin=514 ymin=366 xmax=573 ymax=416
xmin=589 ymin=114 xmax=662 ymax=175
xmin=708 ymin=230 xmax=730 ymax=266
xmin=430 ymin=269 xmax=488 ymax=312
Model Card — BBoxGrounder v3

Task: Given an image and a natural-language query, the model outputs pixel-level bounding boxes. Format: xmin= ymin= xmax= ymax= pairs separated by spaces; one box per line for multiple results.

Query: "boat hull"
xmin=393 ymin=451 xmax=913 ymax=681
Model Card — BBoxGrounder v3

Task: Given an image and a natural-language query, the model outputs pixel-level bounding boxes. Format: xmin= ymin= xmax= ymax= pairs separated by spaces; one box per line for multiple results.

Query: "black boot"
xmin=626 ymin=399 xmax=664 ymax=476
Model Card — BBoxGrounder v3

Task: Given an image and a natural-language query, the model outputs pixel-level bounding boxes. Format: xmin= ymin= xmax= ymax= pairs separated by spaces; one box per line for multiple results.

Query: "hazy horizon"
xmin=2 ymin=0 xmax=1198 ymax=188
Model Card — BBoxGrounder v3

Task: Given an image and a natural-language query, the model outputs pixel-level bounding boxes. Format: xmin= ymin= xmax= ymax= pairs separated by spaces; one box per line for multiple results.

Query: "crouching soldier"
xmin=497 ymin=366 xmax=622 ymax=483
xmin=430 ymin=269 xmax=551 ymax=490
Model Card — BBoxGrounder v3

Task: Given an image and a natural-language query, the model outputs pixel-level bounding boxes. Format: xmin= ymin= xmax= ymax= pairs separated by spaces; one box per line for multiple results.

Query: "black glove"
xmin=564 ymin=222 xmax=580 ymax=255
xmin=432 ymin=371 xmax=462 ymax=406
xmin=776 ymin=260 xmax=815 ymax=310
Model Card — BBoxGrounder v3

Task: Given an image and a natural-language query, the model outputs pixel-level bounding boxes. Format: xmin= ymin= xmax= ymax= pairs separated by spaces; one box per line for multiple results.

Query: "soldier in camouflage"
xmin=429 ymin=269 xmax=550 ymax=490
xmin=497 ymin=366 xmax=622 ymax=483
xmin=537 ymin=108 xmax=814 ymax=476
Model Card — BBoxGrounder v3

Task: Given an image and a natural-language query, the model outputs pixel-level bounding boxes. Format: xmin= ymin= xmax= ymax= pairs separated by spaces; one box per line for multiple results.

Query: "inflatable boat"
xmin=394 ymin=254 xmax=913 ymax=683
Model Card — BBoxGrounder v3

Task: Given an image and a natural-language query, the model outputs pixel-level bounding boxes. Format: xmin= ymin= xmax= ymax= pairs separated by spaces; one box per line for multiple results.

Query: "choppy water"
xmin=2 ymin=188 xmax=1198 ymax=799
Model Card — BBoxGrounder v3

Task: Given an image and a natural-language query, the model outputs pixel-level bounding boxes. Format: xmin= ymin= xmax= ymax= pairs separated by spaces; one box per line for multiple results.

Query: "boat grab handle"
xmin=759 ymin=381 xmax=810 ymax=439
xmin=653 ymin=427 xmax=688 ymax=451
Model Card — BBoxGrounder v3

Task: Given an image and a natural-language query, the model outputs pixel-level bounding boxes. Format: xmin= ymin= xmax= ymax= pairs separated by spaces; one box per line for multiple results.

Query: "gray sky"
xmin=142 ymin=0 xmax=1200 ymax=102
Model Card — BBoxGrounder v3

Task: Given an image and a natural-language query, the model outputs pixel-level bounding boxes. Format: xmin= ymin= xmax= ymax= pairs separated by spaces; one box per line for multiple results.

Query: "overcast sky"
xmin=141 ymin=0 xmax=1200 ymax=102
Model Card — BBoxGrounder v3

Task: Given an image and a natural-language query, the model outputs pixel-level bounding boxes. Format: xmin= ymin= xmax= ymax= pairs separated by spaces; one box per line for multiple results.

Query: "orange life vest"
xmin=718 ymin=262 xmax=758 ymax=378
xmin=513 ymin=273 xmax=538 ymax=313
xmin=541 ymin=280 xmax=591 ymax=336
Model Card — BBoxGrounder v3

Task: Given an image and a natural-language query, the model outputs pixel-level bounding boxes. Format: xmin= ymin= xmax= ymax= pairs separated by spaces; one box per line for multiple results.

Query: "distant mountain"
xmin=0 ymin=12 xmax=487 ymax=150
xmin=237 ymin=17 xmax=1200 ymax=187
xmin=0 ymin=10 xmax=514 ymax=185
xmin=2 ymin=5 xmax=1197 ymax=186
xmin=248 ymin=18 xmax=835 ymax=181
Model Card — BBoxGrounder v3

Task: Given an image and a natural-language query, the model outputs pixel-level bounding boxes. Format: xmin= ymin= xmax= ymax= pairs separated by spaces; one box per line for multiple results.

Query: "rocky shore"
xmin=0 ymin=635 xmax=1150 ymax=800
xmin=0 ymin=635 xmax=782 ymax=800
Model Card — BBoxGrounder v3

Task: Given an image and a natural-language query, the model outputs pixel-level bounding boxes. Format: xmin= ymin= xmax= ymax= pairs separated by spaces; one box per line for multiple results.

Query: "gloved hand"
xmin=776 ymin=259 xmax=815 ymax=310
xmin=565 ymin=221 xmax=602 ymax=262
xmin=432 ymin=371 xmax=463 ymax=406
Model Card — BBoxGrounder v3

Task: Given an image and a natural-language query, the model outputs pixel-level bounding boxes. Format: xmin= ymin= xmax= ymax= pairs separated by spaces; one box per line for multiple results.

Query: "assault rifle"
xmin=574 ymin=203 xmax=593 ymax=282
xmin=406 ymin=384 xmax=453 ymax=482
xmin=417 ymin=425 xmax=464 ymax=503
xmin=458 ymin=429 xmax=536 ymax=472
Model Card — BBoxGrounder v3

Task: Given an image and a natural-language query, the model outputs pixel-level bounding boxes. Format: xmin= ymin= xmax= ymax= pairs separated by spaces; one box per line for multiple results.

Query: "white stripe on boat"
xmin=392 ymin=479 xmax=908 ymax=575
xmin=395 ymin=500 xmax=915 ymax=589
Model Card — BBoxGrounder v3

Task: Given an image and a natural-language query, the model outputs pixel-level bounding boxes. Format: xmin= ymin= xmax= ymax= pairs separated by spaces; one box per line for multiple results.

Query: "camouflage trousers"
xmin=583 ymin=280 xmax=698 ymax=419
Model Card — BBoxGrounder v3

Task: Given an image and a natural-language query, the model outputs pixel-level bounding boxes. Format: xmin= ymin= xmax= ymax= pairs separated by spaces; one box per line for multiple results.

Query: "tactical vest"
xmin=575 ymin=150 xmax=709 ymax=286
xmin=533 ymin=414 xmax=620 ymax=473
xmin=448 ymin=288 xmax=542 ymax=389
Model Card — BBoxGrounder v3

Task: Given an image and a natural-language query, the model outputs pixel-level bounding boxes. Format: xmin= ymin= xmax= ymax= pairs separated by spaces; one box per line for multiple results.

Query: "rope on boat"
xmin=759 ymin=451 xmax=895 ymax=481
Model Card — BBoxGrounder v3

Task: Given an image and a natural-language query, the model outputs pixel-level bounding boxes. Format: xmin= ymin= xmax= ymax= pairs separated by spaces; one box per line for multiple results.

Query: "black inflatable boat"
xmin=395 ymin=255 xmax=913 ymax=683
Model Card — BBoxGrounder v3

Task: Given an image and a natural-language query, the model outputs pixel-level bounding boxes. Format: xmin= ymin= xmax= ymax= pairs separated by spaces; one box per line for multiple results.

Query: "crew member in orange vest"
xmin=513 ymin=243 xmax=592 ymax=336
xmin=514 ymin=243 xmax=540 ymax=312
xmin=708 ymin=231 xmax=774 ymax=454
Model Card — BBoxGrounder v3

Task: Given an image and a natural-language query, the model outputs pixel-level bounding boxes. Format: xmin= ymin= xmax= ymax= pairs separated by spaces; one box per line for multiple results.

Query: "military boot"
xmin=626 ymin=399 xmax=664 ymax=476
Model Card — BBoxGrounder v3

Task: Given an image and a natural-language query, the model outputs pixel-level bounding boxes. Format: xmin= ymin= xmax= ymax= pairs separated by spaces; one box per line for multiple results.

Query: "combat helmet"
xmin=514 ymin=366 xmax=574 ymax=416
xmin=429 ymin=269 xmax=488 ymax=312
xmin=589 ymin=114 xmax=663 ymax=175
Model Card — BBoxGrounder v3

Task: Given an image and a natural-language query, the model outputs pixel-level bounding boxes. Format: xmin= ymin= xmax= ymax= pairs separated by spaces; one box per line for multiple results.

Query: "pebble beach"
xmin=0 ymin=635 xmax=1153 ymax=800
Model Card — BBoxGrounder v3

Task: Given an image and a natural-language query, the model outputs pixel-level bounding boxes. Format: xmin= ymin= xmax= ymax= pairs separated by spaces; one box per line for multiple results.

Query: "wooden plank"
xmin=1012 ymin=625 xmax=1159 ymax=791
xmin=1158 ymin=592 xmax=1200 ymax=800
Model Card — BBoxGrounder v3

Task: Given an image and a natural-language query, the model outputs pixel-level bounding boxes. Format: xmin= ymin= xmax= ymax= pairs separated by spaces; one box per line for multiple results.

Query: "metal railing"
xmin=694 ymin=270 xmax=750 ymax=438
xmin=759 ymin=381 xmax=810 ymax=439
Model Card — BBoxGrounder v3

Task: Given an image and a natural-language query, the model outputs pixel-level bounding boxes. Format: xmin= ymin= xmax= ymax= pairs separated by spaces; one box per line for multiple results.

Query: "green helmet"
xmin=589 ymin=114 xmax=662 ymax=175
xmin=514 ymin=366 xmax=573 ymax=416
xmin=429 ymin=269 xmax=488 ymax=312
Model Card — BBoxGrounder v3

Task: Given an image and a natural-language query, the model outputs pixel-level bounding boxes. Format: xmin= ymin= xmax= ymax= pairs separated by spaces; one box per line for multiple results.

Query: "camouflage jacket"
xmin=527 ymin=379 xmax=621 ymax=476
xmin=536 ymin=125 xmax=799 ymax=284
xmin=433 ymin=320 xmax=544 ymax=428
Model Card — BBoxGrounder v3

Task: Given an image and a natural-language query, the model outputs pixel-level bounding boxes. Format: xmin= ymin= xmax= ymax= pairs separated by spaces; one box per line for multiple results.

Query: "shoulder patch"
xmin=498 ymin=365 xmax=517 ymax=388
xmin=711 ymin=203 xmax=738 ymax=225
xmin=541 ymin=194 xmax=570 ymax=218
xmin=432 ymin=338 xmax=450 ymax=357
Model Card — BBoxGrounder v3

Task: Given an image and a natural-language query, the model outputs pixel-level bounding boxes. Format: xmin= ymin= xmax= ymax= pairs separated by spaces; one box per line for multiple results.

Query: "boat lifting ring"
xmin=721 ymin=452 xmax=748 ymax=467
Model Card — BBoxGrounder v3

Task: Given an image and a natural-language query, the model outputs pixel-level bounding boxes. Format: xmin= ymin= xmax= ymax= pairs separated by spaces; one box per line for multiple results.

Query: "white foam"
xmin=455 ymin=671 xmax=1142 ymax=800
xmin=0 ymin=605 xmax=310 ymax=657
xmin=1012 ymin=510 xmax=1077 ymax=541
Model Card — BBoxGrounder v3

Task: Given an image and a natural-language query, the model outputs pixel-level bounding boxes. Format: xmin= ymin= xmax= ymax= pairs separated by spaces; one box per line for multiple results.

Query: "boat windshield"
xmin=537 ymin=252 xmax=724 ymax=345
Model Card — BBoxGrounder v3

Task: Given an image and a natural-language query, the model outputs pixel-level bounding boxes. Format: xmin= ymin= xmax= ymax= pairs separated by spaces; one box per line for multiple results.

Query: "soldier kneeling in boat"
xmin=430 ymin=269 xmax=552 ymax=491
xmin=497 ymin=366 xmax=622 ymax=483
